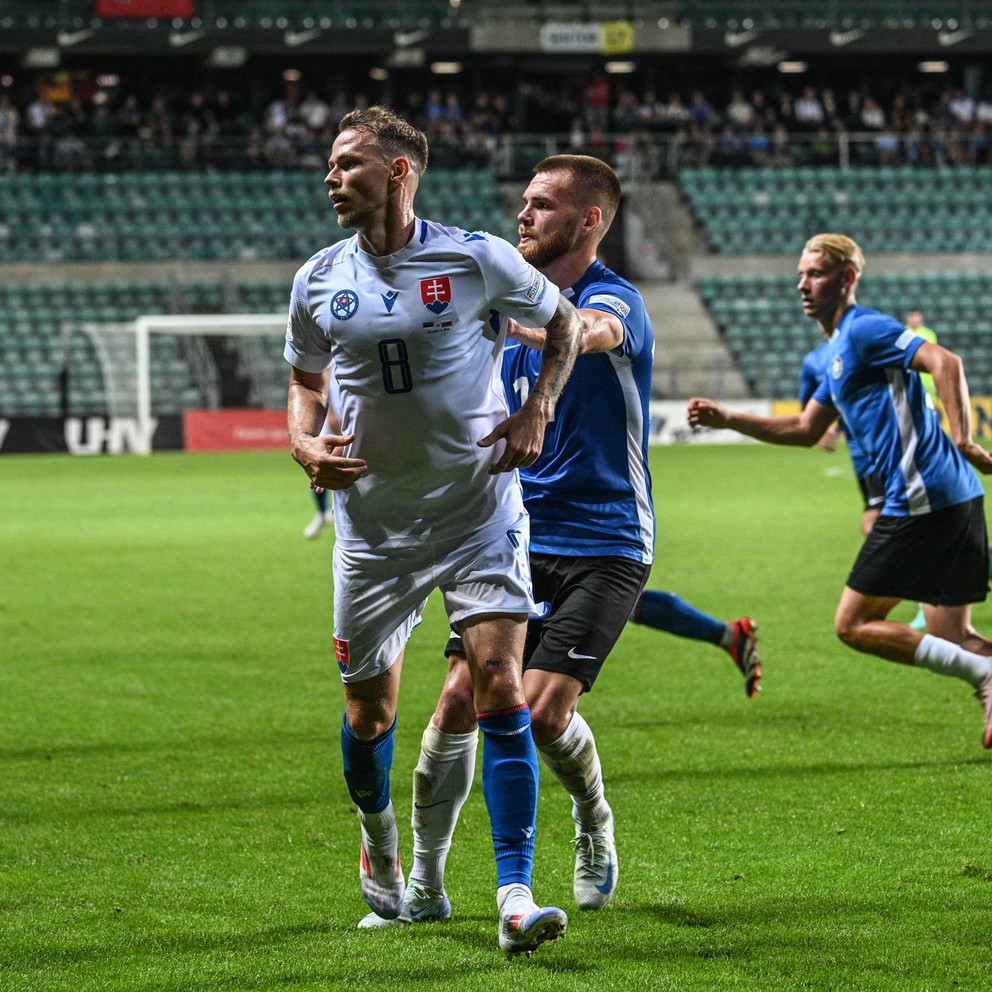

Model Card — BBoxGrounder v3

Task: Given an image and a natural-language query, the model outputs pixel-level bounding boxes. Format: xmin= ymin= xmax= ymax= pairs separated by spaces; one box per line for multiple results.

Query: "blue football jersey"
xmin=502 ymin=260 xmax=655 ymax=563
xmin=811 ymin=305 xmax=982 ymax=516
xmin=799 ymin=339 xmax=871 ymax=478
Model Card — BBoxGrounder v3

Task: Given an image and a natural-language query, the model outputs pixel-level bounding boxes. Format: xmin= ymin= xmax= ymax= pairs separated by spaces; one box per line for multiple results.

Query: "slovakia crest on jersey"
xmin=421 ymin=277 xmax=452 ymax=314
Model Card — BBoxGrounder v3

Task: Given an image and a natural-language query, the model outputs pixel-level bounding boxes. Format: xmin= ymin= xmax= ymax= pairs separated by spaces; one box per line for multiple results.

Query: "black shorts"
xmin=847 ymin=496 xmax=990 ymax=605
xmin=857 ymin=471 xmax=885 ymax=512
xmin=445 ymin=553 xmax=651 ymax=692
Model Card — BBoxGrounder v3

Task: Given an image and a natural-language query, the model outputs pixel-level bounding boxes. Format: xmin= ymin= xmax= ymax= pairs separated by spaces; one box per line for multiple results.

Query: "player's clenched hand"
xmin=686 ymin=397 xmax=730 ymax=430
xmin=292 ymin=431 xmax=368 ymax=490
xmin=958 ymin=439 xmax=992 ymax=476
xmin=478 ymin=407 xmax=549 ymax=474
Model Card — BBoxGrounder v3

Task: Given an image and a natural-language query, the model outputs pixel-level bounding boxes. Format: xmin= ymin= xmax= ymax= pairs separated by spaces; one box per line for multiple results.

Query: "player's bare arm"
xmin=287 ymin=365 xmax=368 ymax=490
xmin=687 ymin=396 xmax=837 ymax=447
xmin=913 ymin=341 xmax=992 ymax=474
xmin=506 ymin=318 xmax=547 ymax=350
xmin=481 ymin=295 xmax=581 ymax=473
xmin=507 ymin=306 xmax=622 ymax=355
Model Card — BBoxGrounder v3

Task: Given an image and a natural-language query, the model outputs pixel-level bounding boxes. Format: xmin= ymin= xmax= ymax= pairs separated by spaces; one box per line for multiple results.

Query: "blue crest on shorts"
xmin=331 ymin=290 xmax=359 ymax=320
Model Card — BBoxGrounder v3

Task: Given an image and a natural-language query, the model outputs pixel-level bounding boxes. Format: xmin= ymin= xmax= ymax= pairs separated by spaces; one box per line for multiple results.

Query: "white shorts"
xmin=331 ymin=512 xmax=535 ymax=683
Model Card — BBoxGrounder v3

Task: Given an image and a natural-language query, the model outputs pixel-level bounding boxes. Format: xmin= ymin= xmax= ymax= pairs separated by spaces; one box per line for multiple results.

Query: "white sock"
xmin=538 ymin=711 xmax=611 ymax=831
xmin=408 ymin=719 xmax=478 ymax=892
xmin=913 ymin=634 xmax=992 ymax=687
xmin=358 ymin=801 xmax=397 ymax=856
xmin=718 ymin=624 xmax=734 ymax=650
xmin=497 ymin=882 xmax=534 ymax=917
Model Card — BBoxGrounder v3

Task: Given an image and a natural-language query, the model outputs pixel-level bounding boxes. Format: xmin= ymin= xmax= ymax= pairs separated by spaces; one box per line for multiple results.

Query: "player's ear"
xmin=389 ymin=156 xmax=411 ymax=187
xmin=584 ymin=205 xmax=602 ymax=234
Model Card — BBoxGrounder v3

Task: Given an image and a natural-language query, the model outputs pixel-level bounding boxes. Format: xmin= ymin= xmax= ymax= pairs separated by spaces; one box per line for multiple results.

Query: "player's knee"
xmin=834 ymin=614 xmax=865 ymax=651
xmin=345 ymin=700 xmax=394 ymax=741
xmin=433 ymin=681 xmax=477 ymax=734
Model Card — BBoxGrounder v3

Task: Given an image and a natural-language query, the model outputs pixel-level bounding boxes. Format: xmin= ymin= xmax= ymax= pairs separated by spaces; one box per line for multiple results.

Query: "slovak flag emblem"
xmin=333 ymin=636 xmax=350 ymax=674
xmin=421 ymin=277 xmax=452 ymax=314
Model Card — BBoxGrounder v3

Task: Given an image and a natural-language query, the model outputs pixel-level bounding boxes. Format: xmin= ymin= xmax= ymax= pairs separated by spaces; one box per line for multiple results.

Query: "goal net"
xmin=61 ymin=313 xmax=289 ymax=449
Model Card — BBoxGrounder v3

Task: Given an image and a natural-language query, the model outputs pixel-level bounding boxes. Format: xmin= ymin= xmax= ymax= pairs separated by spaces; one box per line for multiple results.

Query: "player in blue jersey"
xmin=799 ymin=339 xmax=884 ymax=537
xmin=285 ymin=107 xmax=582 ymax=957
xmin=688 ymin=233 xmax=992 ymax=748
xmin=357 ymin=153 xmax=659 ymax=928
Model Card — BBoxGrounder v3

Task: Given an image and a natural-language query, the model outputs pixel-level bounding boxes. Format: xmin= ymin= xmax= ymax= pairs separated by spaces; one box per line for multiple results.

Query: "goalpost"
xmin=62 ymin=313 xmax=289 ymax=454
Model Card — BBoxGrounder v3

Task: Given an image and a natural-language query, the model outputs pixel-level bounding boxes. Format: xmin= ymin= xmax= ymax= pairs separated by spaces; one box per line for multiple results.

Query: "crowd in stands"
xmin=2 ymin=70 xmax=992 ymax=176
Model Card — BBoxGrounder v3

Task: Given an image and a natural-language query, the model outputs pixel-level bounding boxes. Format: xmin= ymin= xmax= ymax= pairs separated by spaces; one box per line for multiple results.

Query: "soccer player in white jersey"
xmin=688 ymin=233 xmax=992 ymax=748
xmin=284 ymin=107 xmax=582 ymax=957
xmin=358 ymin=153 xmax=669 ymax=930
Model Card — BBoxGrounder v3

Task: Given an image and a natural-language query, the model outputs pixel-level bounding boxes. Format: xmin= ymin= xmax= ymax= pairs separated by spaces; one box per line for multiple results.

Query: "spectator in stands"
xmin=860 ymin=95 xmax=886 ymax=131
xmin=688 ymin=90 xmax=714 ymax=130
xmin=24 ymin=81 xmax=55 ymax=167
xmin=584 ymin=73 xmax=610 ymax=133
xmin=794 ymin=86 xmax=825 ymax=131
xmin=725 ymin=88 xmax=755 ymax=131
xmin=949 ymin=88 xmax=976 ymax=127
xmin=298 ymin=90 xmax=332 ymax=134
xmin=0 ymin=92 xmax=20 ymax=172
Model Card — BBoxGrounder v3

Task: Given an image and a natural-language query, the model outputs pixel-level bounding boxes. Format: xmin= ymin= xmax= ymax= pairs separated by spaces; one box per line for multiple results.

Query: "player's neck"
xmin=357 ymin=209 xmax=415 ymax=257
xmin=820 ymin=297 xmax=855 ymax=337
xmin=542 ymin=251 xmax=597 ymax=292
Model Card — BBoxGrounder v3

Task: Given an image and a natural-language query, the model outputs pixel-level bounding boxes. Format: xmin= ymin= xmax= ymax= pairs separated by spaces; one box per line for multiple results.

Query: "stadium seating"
xmin=0 ymin=169 xmax=515 ymax=264
xmin=0 ymin=279 xmax=291 ymax=418
xmin=699 ymin=271 xmax=992 ymax=398
xmin=680 ymin=167 xmax=992 ymax=255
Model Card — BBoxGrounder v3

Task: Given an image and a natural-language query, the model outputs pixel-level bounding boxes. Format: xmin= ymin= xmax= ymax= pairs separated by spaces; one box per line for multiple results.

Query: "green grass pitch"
xmin=3 ymin=444 xmax=991 ymax=991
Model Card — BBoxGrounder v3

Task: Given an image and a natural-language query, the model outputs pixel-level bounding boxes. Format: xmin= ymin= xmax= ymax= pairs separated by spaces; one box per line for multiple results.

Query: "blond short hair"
xmin=803 ymin=233 xmax=865 ymax=274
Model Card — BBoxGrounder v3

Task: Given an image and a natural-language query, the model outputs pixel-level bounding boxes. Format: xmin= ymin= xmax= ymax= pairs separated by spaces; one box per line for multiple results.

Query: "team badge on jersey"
xmin=331 ymin=290 xmax=359 ymax=320
xmin=421 ymin=277 xmax=451 ymax=314
xmin=831 ymin=354 xmax=844 ymax=379
xmin=333 ymin=636 xmax=350 ymax=674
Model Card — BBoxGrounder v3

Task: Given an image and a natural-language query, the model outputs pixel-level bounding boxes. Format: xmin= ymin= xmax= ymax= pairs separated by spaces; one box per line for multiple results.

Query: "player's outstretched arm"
xmin=915 ymin=342 xmax=992 ymax=474
xmin=686 ymin=396 xmax=837 ymax=447
xmin=287 ymin=366 xmax=367 ymax=490
xmin=481 ymin=295 xmax=581 ymax=473
xmin=507 ymin=305 xmax=623 ymax=355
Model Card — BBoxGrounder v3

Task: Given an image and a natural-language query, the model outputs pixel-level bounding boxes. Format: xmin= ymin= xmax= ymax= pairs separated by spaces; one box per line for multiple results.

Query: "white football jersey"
xmin=285 ymin=219 xmax=560 ymax=550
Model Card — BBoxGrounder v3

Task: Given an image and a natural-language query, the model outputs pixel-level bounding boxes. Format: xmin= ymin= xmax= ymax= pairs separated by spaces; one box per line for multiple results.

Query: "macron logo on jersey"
xmin=381 ymin=290 xmax=398 ymax=313
xmin=588 ymin=293 xmax=630 ymax=319
xmin=421 ymin=277 xmax=451 ymax=314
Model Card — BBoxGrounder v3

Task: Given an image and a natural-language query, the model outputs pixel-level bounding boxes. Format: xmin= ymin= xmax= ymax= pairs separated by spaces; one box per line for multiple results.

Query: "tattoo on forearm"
xmin=537 ymin=304 xmax=580 ymax=402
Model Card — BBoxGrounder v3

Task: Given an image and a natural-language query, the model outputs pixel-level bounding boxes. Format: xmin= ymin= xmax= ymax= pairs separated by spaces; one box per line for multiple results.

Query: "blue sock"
xmin=314 ymin=489 xmax=329 ymax=513
xmin=632 ymin=590 xmax=725 ymax=645
xmin=341 ymin=713 xmax=394 ymax=814
xmin=477 ymin=705 xmax=537 ymax=888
